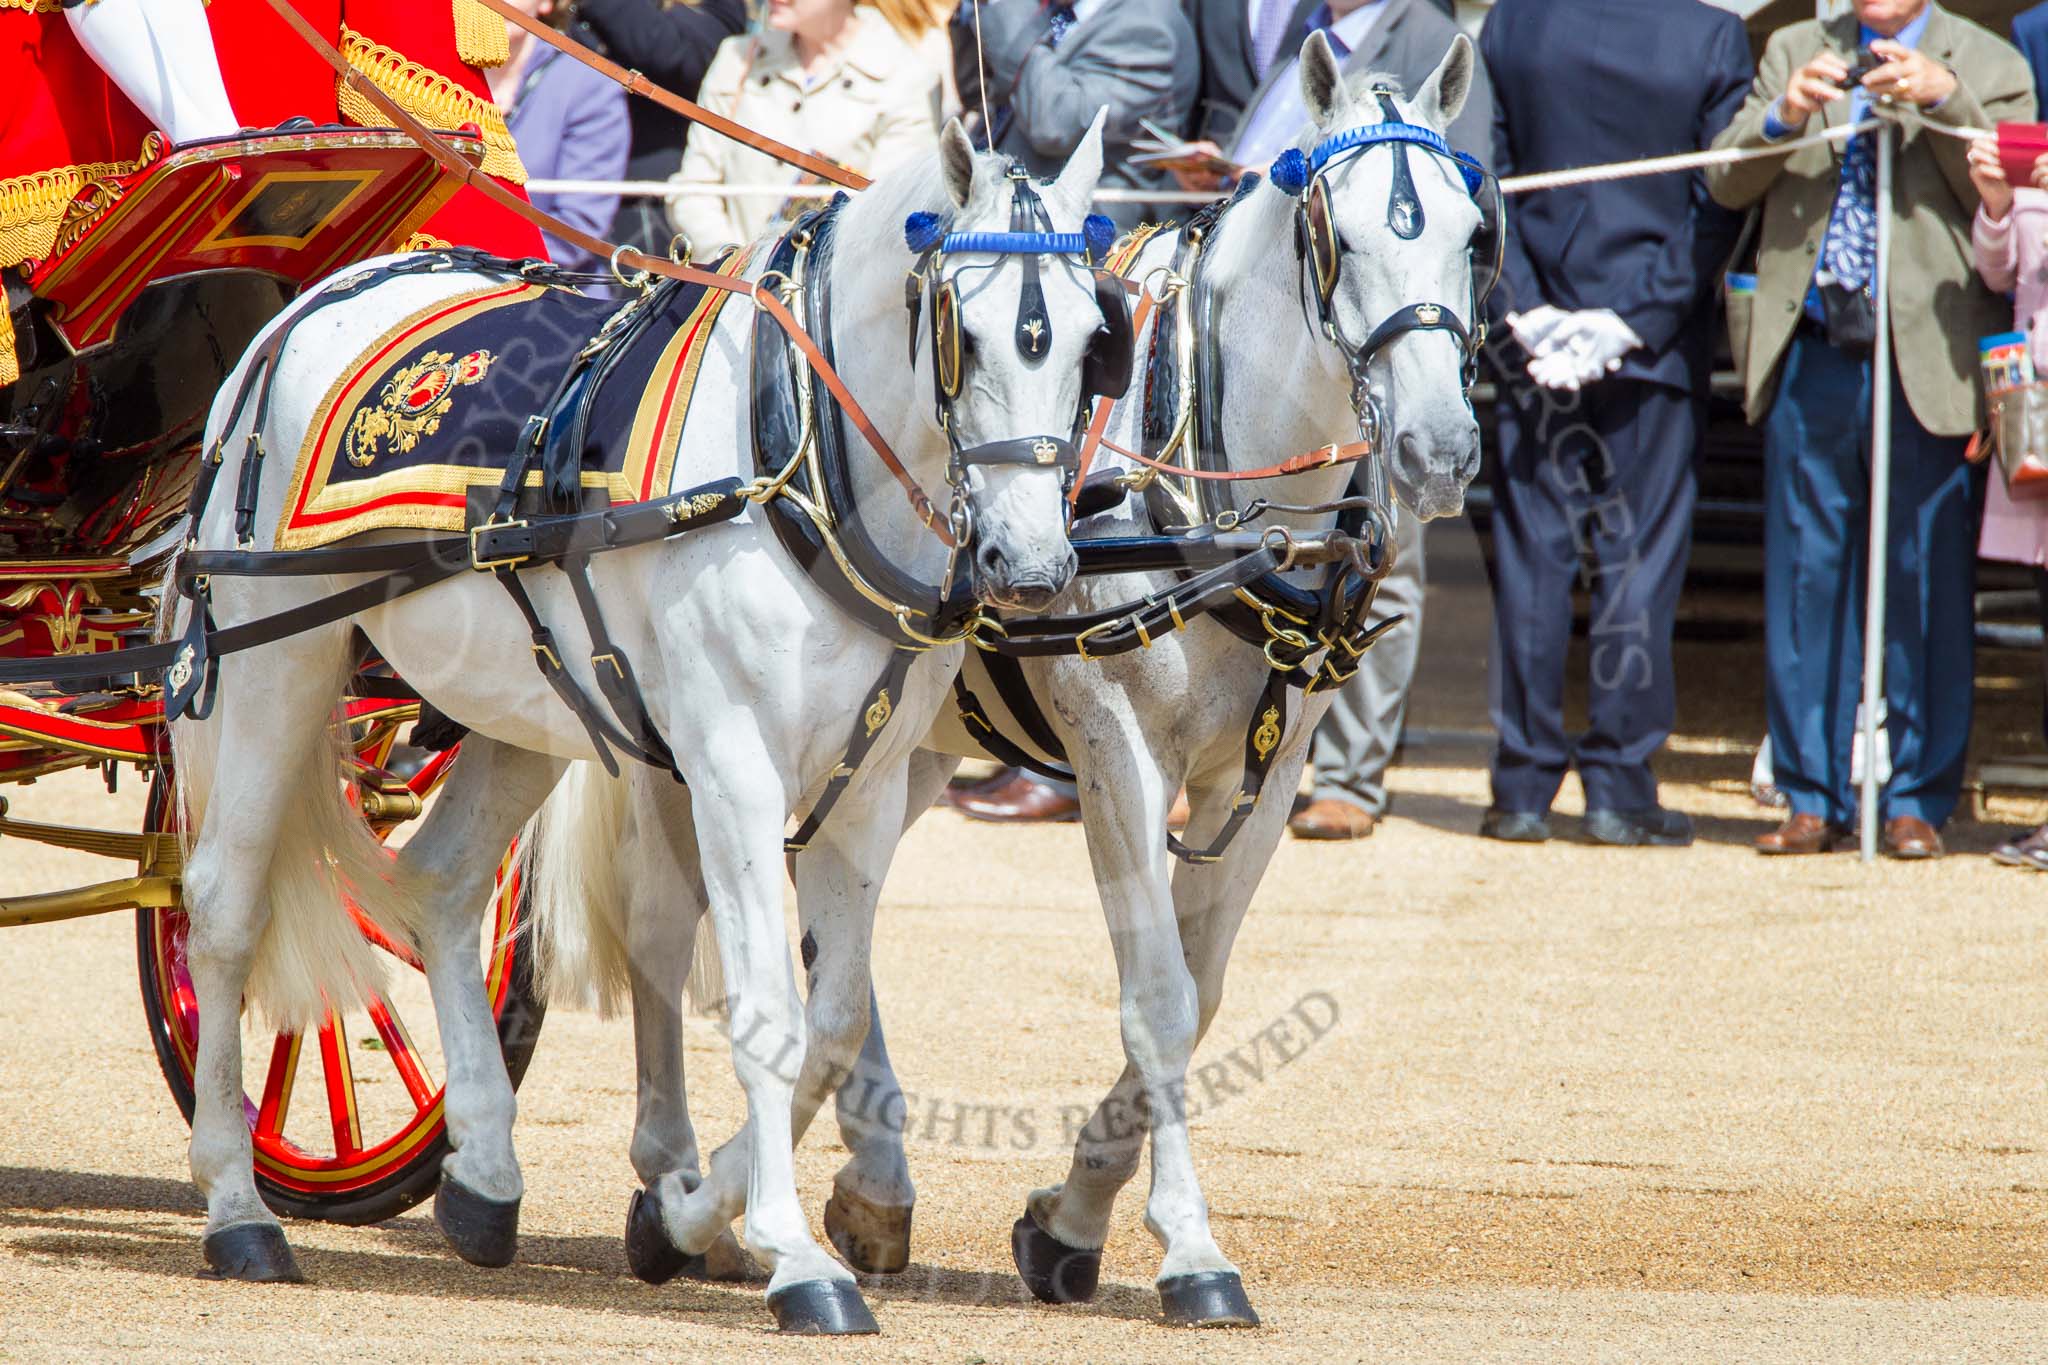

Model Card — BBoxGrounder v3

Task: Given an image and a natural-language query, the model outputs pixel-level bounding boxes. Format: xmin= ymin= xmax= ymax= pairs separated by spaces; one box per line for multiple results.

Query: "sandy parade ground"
xmin=3 ymin=530 xmax=2047 ymax=1363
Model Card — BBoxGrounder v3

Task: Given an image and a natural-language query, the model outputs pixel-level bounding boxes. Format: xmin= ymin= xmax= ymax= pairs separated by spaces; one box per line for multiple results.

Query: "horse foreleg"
xmin=612 ymin=772 xmax=755 ymax=1284
xmin=665 ymin=735 xmax=877 ymax=1333
xmin=818 ymin=747 xmax=954 ymax=1273
xmin=390 ymin=736 xmax=564 ymax=1267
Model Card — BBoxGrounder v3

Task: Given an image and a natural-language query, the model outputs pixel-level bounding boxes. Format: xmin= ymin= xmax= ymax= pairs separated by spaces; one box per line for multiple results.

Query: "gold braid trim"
xmin=452 ymin=0 xmax=510 ymax=69
xmin=0 ymin=138 xmax=163 ymax=272
xmin=0 ymin=304 xmax=17 ymax=388
xmin=337 ymin=27 xmax=528 ymax=184
xmin=0 ymin=1 xmax=63 ymax=12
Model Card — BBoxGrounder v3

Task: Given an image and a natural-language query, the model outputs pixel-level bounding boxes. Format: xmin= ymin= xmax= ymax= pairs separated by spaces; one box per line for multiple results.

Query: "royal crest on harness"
xmin=343 ymin=348 xmax=496 ymax=468
xmin=1032 ymin=437 xmax=1061 ymax=466
xmin=863 ymin=687 xmax=894 ymax=738
xmin=167 ymin=643 xmax=196 ymax=694
xmin=1414 ymin=303 xmax=1442 ymax=327
xmin=1252 ymin=704 xmax=1282 ymax=760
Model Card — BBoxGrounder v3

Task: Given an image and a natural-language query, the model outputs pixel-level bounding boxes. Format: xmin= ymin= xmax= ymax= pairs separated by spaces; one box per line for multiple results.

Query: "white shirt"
xmin=1234 ymin=1 xmax=1390 ymax=169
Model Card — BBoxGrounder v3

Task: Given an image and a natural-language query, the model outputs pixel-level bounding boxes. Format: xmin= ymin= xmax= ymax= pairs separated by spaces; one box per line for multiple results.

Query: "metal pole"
xmin=1859 ymin=121 xmax=1896 ymax=863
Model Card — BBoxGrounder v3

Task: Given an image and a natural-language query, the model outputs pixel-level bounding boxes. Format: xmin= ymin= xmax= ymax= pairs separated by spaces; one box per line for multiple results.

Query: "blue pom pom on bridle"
xmin=1082 ymin=213 xmax=1116 ymax=261
xmin=1269 ymin=148 xmax=1310 ymax=198
xmin=904 ymin=211 xmax=947 ymax=254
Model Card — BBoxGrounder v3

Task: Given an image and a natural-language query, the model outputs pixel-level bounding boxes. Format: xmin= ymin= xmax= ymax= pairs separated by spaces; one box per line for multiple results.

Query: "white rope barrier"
xmin=528 ymin=113 xmax=1988 ymax=207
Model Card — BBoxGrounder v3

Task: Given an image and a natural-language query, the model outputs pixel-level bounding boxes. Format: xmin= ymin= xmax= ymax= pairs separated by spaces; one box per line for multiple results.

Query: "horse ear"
xmin=1412 ymin=33 xmax=1475 ymax=132
xmin=941 ymin=118 xmax=976 ymax=208
xmin=1299 ymin=31 xmax=1346 ymax=128
xmin=1049 ymin=106 xmax=1108 ymax=214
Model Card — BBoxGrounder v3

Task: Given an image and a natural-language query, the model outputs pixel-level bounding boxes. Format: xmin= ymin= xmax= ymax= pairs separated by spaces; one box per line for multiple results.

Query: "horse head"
xmin=1287 ymin=33 xmax=1486 ymax=521
xmin=903 ymin=114 xmax=1125 ymax=612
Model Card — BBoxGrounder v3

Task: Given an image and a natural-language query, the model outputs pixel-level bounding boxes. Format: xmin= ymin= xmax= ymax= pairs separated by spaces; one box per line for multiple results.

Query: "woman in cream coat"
xmin=667 ymin=0 xmax=941 ymax=254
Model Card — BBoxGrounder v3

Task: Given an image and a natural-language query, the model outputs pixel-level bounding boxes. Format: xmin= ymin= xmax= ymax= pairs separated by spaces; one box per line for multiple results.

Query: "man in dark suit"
xmin=1477 ymin=0 xmax=1752 ymax=846
xmin=2014 ymin=0 xmax=2048 ymax=115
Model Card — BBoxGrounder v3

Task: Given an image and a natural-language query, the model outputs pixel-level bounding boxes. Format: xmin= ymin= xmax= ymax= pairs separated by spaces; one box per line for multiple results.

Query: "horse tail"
xmin=524 ymin=761 xmax=635 ymax=1015
xmin=684 ymin=906 xmax=724 ymax=1019
xmin=161 ymin=337 xmax=425 ymax=1032
xmin=522 ymin=763 xmax=726 ymax=1019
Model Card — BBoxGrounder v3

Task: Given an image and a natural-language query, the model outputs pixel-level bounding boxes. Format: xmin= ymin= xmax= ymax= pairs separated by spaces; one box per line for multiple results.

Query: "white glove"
xmin=1526 ymin=309 xmax=1644 ymax=391
xmin=1506 ymin=304 xmax=1572 ymax=358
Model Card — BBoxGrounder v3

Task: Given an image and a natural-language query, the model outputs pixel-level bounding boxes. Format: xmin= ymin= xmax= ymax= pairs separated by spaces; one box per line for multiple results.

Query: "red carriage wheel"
xmin=134 ymin=709 xmax=545 ymax=1226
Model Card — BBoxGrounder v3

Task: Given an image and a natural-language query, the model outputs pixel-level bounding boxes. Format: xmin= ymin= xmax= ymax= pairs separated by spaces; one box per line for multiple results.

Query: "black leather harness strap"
xmin=783 ymin=647 xmax=917 ymax=854
xmin=1167 ymin=668 xmax=1292 ymax=864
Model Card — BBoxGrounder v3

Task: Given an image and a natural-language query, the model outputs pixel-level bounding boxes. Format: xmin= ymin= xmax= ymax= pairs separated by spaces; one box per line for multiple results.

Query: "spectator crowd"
xmin=492 ymin=0 xmax=2048 ymax=870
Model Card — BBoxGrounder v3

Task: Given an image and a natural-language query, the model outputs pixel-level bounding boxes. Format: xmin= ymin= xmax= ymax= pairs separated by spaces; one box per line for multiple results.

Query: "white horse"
xmin=168 ymin=120 xmax=1119 ymax=1334
xmin=529 ymin=36 xmax=1486 ymax=1329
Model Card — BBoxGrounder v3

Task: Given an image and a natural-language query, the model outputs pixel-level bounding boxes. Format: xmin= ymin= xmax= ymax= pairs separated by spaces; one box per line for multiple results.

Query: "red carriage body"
xmin=0 ymin=7 xmax=549 ymax=1219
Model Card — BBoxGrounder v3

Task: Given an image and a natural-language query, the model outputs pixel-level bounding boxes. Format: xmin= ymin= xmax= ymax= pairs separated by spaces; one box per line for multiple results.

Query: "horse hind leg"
xmin=176 ymin=622 xmax=360 ymax=1282
xmin=387 ymin=736 xmax=564 ymax=1267
xmin=821 ymin=747 xmax=954 ymax=1275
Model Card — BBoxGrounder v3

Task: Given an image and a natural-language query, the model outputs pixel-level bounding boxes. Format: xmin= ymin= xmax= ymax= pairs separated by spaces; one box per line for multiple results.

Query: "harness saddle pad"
xmin=278 ymin=255 xmax=746 ymax=550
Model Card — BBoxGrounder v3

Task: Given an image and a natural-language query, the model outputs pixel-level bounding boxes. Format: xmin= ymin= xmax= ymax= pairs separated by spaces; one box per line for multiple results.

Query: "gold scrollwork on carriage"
xmin=343 ymin=348 xmax=495 ymax=468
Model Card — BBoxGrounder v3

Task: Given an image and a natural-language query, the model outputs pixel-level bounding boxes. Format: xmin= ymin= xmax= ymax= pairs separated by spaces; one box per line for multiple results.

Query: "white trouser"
xmin=67 ymin=0 xmax=240 ymax=144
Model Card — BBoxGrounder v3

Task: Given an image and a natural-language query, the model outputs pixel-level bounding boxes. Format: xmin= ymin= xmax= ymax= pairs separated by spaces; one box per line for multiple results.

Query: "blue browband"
xmin=1271 ymin=121 xmax=1486 ymax=197
xmin=904 ymin=211 xmax=1116 ymax=260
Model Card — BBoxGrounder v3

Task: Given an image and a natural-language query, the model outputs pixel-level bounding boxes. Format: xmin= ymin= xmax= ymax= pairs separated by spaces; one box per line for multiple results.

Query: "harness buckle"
xmin=1074 ymin=617 xmax=1122 ymax=662
xmin=469 ymin=518 xmax=532 ymax=571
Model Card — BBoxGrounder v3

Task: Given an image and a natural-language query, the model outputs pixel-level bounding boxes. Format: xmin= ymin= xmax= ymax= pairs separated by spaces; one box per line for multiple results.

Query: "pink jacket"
xmin=1972 ymin=191 xmax=2048 ymax=568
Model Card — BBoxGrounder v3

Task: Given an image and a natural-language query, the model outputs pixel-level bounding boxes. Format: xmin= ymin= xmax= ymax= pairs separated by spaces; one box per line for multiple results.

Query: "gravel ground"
xmin=2 ymin=531 xmax=2046 ymax=1362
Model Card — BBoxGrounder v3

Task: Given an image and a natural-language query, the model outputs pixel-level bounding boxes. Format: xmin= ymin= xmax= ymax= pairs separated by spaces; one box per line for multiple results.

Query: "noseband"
xmin=1271 ymin=92 xmax=1503 ymax=397
xmin=902 ymin=167 xmax=1135 ymax=509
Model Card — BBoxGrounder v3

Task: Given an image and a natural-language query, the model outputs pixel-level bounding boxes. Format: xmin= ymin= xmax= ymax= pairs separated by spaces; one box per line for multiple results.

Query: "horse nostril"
xmin=976 ymin=544 xmax=1007 ymax=580
xmin=1394 ymin=431 xmax=1427 ymax=484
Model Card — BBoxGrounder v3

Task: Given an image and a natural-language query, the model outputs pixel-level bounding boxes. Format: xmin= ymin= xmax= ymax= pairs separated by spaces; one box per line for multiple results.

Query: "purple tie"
xmin=1251 ymin=0 xmax=1296 ymax=78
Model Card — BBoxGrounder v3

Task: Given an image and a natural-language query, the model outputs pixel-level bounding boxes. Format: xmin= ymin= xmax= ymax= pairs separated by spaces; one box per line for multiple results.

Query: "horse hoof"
xmin=1159 ymin=1270 xmax=1261 ymax=1328
xmin=434 ymin=1178 xmax=520 ymax=1268
xmin=766 ymin=1279 xmax=880 ymax=1335
xmin=625 ymin=1188 xmax=705 ymax=1285
xmin=200 ymin=1222 xmax=303 ymax=1283
xmin=824 ymin=1184 xmax=913 ymax=1274
xmin=1010 ymin=1213 xmax=1101 ymax=1304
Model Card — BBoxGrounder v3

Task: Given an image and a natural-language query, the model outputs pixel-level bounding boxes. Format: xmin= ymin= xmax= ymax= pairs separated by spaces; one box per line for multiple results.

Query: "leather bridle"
xmin=1274 ymin=92 xmax=1503 ymax=408
xmin=902 ymin=167 xmax=1134 ymax=519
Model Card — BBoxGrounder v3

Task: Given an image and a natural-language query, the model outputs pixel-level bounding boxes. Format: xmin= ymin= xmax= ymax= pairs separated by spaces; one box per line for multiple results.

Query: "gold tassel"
xmin=0 ymin=303 xmax=17 ymax=388
xmin=453 ymin=0 xmax=510 ymax=69
xmin=337 ymin=28 xmax=529 ymax=183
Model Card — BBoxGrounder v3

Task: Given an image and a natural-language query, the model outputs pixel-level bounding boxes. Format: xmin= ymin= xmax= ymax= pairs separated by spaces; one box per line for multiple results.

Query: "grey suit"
xmin=1226 ymin=0 xmax=1495 ymax=820
xmin=978 ymin=0 xmax=1200 ymax=228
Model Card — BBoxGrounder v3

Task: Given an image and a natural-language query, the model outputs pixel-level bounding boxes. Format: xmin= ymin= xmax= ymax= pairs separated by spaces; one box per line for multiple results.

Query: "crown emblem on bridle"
xmin=1032 ymin=438 xmax=1060 ymax=465
xmin=1415 ymin=303 xmax=1442 ymax=326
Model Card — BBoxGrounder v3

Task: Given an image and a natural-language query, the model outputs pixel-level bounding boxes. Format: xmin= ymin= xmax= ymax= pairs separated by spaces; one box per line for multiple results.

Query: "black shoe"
xmin=1479 ymin=809 xmax=1551 ymax=843
xmin=1582 ymin=806 xmax=1694 ymax=847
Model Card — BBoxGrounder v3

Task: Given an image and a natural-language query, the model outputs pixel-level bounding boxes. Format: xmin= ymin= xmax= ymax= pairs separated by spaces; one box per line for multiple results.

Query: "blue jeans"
xmin=1763 ymin=333 xmax=1983 ymax=827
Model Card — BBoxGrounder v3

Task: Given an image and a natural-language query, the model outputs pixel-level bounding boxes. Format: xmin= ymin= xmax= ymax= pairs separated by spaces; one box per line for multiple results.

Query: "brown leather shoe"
xmin=1288 ymin=798 xmax=1378 ymax=841
xmin=1755 ymin=813 xmax=1850 ymax=855
xmin=1883 ymin=815 xmax=1944 ymax=860
xmin=947 ymin=770 xmax=1079 ymax=823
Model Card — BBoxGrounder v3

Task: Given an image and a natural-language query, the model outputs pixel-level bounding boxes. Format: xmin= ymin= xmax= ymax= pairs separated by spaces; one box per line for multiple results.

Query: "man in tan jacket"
xmin=1708 ymin=0 xmax=2032 ymax=859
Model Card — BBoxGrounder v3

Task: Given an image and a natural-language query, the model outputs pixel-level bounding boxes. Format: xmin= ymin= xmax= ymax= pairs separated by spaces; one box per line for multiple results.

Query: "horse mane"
xmin=835 ymin=151 xmax=951 ymax=263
